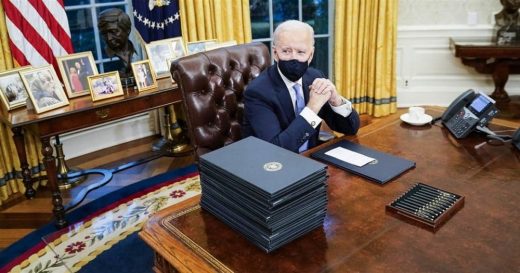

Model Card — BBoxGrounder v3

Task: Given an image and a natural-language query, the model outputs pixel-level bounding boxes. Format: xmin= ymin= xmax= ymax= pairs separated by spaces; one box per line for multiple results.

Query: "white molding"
xmin=396 ymin=25 xmax=520 ymax=107
xmin=60 ymin=113 xmax=157 ymax=159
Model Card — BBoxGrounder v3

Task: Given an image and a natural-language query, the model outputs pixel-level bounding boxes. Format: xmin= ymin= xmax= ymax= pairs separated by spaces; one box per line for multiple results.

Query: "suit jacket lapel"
xmin=268 ymin=66 xmax=295 ymax=121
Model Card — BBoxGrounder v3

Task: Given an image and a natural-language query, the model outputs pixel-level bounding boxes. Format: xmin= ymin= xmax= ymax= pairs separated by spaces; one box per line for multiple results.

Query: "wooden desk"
xmin=450 ymin=38 xmax=520 ymax=118
xmin=1 ymin=78 xmax=181 ymax=228
xmin=140 ymin=107 xmax=520 ymax=273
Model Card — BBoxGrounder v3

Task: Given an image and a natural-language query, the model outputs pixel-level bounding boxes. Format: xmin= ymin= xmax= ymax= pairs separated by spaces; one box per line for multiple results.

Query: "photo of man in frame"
xmin=27 ymin=70 xmax=64 ymax=108
xmin=172 ymin=39 xmax=186 ymax=59
xmin=149 ymin=43 xmax=173 ymax=77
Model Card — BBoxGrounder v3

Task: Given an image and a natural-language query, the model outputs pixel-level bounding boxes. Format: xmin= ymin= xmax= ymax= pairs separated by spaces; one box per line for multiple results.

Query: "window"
xmin=65 ymin=0 xmax=135 ymax=73
xmin=250 ymin=0 xmax=332 ymax=77
xmin=66 ymin=1 xmax=333 ymax=76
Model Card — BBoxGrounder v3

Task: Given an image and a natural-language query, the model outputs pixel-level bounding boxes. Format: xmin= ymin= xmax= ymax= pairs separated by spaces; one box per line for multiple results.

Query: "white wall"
xmin=398 ymin=0 xmax=500 ymax=26
xmin=397 ymin=0 xmax=520 ymax=107
xmin=61 ymin=112 xmax=159 ymax=159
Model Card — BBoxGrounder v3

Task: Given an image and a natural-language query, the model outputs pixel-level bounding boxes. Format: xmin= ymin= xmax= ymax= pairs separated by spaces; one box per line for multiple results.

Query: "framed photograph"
xmin=56 ymin=51 xmax=98 ymax=98
xmin=171 ymin=37 xmax=187 ymax=59
xmin=205 ymin=40 xmax=238 ymax=51
xmin=0 ymin=66 xmax=31 ymax=111
xmin=20 ymin=65 xmax=69 ymax=114
xmin=186 ymin=39 xmax=217 ymax=55
xmin=131 ymin=60 xmax=157 ymax=92
xmin=87 ymin=71 xmax=124 ymax=102
xmin=145 ymin=39 xmax=176 ymax=79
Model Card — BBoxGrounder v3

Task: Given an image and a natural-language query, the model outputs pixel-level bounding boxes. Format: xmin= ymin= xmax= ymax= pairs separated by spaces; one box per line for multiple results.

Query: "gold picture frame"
xmin=171 ymin=37 xmax=187 ymax=59
xmin=20 ymin=65 xmax=69 ymax=114
xmin=186 ymin=39 xmax=217 ymax=55
xmin=131 ymin=60 xmax=158 ymax=92
xmin=56 ymin=51 xmax=98 ymax=98
xmin=145 ymin=37 xmax=186 ymax=79
xmin=205 ymin=40 xmax=238 ymax=51
xmin=166 ymin=37 xmax=188 ymax=72
xmin=87 ymin=71 xmax=124 ymax=102
xmin=0 ymin=66 xmax=31 ymax=111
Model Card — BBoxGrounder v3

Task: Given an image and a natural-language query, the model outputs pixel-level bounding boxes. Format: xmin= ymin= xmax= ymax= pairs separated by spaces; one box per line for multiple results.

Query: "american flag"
xmin=2 ymin=0 xmax=73 ymax=67
xmin=132 ymin=0 xmax=182 ymax=43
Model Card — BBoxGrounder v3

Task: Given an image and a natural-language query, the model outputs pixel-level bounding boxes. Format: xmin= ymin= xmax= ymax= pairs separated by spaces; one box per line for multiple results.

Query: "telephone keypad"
xmin=445 ymin=107 xmax=479 ymax=138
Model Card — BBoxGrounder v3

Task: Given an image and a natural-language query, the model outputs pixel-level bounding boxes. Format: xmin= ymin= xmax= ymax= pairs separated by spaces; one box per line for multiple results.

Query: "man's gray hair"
xmin=273 ymin=20 xmax=315 ymax=46
xmin=98 ymin=8 xmax=131 ymax=34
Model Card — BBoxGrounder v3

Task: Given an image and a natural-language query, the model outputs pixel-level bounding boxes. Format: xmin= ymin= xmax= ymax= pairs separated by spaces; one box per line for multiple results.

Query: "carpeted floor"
xmin=0 ymin=165 xmax=201 ymax=273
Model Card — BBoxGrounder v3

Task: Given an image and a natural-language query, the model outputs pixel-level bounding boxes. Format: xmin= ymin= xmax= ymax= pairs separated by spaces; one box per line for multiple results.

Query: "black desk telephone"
xmin=441 ymin=89 xmax=499 ymax=139
xmin=513 ymin=128 xmax=520 ymax=151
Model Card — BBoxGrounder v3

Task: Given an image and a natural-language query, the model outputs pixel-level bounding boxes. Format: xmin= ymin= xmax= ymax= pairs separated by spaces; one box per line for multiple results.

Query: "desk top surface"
xmin=141 ymin=107 xmax=520 ymax=273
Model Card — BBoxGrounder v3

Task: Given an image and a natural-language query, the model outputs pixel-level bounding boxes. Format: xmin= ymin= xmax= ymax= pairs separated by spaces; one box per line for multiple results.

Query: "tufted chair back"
xmin=170 ymin=42 xmax=270 ymax=157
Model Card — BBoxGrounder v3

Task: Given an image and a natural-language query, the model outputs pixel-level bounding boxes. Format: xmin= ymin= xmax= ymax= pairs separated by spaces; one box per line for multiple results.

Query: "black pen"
xmin=409 ymin=193 xmax=451 ymax=210
xmin=397 ymin=199 xmax=437 ymax=219
xmin=406 ymin=195 xmax=446 ymax=213
xmin=417 ymin=188 xmax=456 ymax=204
xmin=393 ymin=202 xmax=434 ymax=220
xmin=419 ymin=186 xmax=458 ymax=201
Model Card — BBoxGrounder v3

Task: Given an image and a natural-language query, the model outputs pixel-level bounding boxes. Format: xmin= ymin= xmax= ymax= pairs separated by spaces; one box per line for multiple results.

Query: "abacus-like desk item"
xmin=386 ymin=183 xmax=465 ymax=232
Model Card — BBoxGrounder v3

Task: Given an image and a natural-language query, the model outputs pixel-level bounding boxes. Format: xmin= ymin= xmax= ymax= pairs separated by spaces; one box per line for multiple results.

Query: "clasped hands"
xmin=307 ymin=78 xmax=343 ymax=114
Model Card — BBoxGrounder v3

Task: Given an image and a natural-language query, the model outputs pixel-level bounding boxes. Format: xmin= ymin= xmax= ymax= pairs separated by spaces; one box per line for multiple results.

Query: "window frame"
xmin=250 ymin=0 xmax=334 ymax=78
xmin=65 ymin=1 xmax=141 ymax=73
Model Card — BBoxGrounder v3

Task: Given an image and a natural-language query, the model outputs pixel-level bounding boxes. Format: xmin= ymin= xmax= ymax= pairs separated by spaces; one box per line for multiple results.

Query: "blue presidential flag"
xmin=132 ymin=0 xmax=182 ymax=43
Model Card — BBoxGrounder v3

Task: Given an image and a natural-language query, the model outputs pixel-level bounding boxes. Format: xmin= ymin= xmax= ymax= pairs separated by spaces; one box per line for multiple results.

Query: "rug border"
xmin=0 ymin=164 xmax=198 ymax=272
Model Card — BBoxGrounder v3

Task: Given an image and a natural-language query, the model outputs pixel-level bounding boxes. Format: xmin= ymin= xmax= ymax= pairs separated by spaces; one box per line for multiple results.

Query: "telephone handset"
xmin=441 ymin=89 xmax=499 ymax=139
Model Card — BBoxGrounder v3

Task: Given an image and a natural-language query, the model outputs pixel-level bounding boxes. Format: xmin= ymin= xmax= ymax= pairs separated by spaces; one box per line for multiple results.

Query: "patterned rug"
xmin=0 ymin=165 xmax=201 ymax=273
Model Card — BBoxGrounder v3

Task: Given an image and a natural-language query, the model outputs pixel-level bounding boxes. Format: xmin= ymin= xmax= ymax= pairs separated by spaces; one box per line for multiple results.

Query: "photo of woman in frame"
xmin=56 ymin=52 xmax=98 ymax=98
xmin=0 ymin=67 xmax=31 ymax=111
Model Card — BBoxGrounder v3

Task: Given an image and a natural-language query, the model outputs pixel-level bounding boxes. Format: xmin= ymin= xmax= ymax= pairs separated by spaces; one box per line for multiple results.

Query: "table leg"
xmin=491 ymin=61 xmax=511 ymax=104
xmin=11 ymin=127 xmax=36 ymax=198
xmin=41 ymin=137 xmax=67 ymax=228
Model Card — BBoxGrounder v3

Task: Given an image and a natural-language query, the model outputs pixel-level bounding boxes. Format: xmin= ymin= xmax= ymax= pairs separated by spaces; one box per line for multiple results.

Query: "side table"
xmin=1 ymin=78 xmax=182 ymax=228
xmin=450 ymin=37 xmax=520 ymax=118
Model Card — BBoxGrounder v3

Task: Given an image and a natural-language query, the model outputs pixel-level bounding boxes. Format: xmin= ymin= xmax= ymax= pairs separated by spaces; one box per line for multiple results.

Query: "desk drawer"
xmin=38 ymin=90 xmax=182 ymax=137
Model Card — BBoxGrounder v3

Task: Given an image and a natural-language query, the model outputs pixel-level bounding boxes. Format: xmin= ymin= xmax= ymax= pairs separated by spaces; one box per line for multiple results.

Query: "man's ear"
xmin=272 ymin=47 xmax=279 ymax=62
xmin=308 ymin=46 xmax=315 ymax=64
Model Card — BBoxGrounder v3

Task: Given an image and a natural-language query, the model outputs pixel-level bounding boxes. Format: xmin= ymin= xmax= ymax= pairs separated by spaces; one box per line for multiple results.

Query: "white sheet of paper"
xmin=325 ymin=147 xmax=375 ymax=167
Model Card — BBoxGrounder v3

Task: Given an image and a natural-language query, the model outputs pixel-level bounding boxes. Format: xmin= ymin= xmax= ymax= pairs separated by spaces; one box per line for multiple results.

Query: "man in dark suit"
xmin=242 ymin=20 xmax=360 ymax=153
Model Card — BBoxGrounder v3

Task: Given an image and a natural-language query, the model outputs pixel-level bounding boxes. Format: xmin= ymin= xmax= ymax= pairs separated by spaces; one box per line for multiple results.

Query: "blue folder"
xmin=311 ymin=140 xmax=415 ymax=184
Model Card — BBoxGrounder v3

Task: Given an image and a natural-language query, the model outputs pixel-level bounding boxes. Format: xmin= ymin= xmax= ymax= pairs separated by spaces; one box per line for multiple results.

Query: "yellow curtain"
xmin=0 ymin=1 xmax=45 ymax=205
xmin=179 ymin=0 xmax=252 ymax=43
xmin=334 ymin=0 xmax=398 ymax=117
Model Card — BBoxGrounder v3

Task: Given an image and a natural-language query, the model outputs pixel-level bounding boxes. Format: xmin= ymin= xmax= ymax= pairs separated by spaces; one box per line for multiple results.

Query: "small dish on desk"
xmin=400 ymin=113 xmax=433 ymax=126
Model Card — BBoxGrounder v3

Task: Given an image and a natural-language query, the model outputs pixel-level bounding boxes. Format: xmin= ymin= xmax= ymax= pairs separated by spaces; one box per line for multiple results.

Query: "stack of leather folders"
xmin=199 ymin=137 xmax=328 ymax=253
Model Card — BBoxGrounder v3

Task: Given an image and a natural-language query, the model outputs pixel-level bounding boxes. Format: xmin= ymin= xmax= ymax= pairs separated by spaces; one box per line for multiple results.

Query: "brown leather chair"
xmin=170 ymin=42 xmax=270 ymax=157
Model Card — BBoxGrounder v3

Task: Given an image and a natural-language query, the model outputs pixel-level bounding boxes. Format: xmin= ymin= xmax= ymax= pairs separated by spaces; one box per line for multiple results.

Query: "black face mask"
xmin=277 ymin=59 xmax=309 ymax=82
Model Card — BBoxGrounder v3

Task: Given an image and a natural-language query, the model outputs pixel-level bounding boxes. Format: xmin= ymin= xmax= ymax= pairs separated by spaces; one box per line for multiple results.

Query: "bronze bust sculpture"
xmin=495 ymin=0 xmax=520 ymax=44
xmin=98 ymin=8 xmax=136 ymax=85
